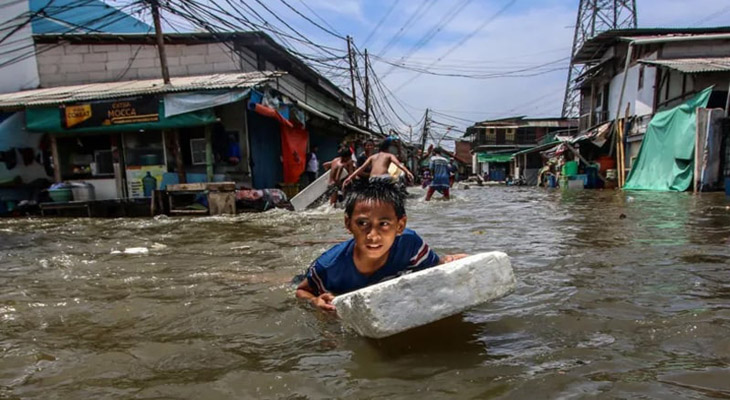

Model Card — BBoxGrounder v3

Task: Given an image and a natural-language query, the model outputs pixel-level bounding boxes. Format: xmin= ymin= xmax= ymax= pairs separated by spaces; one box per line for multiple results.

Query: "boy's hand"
xmin=442 ymin=254 xmax=468 ymax=264
xmin=406 ymin=171 xmax=414 ymax=182
xmin=342 ymin=177 xmax=353 ymax=187
xmin=312 ymin=293 xmax=336 ymax=312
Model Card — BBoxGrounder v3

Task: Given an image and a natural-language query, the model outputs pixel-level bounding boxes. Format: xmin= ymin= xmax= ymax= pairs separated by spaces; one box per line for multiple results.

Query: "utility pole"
xmin=346 ymin=36 xmax=358 ymax=120
xmin=364 ymin=49 xmax=371 ymax=129
xmin=149 ymin=0 xmax=170 ymax=84
xmin=420 ymin=108 xmax=430 ymax=154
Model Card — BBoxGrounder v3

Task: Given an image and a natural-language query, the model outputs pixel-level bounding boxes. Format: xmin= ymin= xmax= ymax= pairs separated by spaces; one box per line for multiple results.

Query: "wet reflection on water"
xmin=1 ymin=186 xmax=729 ymax=399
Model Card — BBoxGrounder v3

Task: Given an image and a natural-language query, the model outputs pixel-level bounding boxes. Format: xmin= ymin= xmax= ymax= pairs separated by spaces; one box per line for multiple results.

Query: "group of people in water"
xmin=295 ymin=136 xmax=467 ymax=311
xmin=308 ymin=136 xmax=457 ymax=207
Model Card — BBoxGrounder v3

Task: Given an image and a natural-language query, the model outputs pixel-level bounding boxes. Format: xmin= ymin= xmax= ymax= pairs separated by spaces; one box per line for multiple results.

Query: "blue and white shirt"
xmin=429 ymin=155 xmax=451 ymax=189
xmin=306 ymin=229 xmax=440 ymax=296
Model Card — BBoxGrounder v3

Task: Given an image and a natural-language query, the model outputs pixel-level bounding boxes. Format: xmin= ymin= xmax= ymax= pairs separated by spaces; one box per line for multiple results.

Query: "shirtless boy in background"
xmin=343 ymin=139 xmax=414 ymax=186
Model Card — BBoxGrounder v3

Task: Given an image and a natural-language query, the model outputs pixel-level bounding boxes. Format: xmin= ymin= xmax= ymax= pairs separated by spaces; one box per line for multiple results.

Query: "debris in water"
xmin=123 ymin=247 xmax=149 ymax=255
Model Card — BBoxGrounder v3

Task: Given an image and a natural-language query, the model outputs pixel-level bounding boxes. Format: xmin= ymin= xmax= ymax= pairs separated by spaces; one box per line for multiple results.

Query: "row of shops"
xmin=471 ymin=91 xmax=730 ymax=192
xmin=0 ymin=71 xmax=377 ymax=215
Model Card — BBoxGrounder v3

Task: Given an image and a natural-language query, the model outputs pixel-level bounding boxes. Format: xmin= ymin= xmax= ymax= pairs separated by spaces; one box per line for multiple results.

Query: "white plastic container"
xmin=71 ymin=182 xmax=96 ymax=201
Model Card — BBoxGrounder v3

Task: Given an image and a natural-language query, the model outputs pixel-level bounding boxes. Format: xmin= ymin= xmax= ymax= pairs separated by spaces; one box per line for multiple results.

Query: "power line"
xmin=377 ymin=0 xmax=438 ymax=57
xmin=294 ymin=0 xmax=341 ymax=35
xmin=251 ymin=0 xmax=342 ymax=58
xmin=381 ymin=0 xmax=475 ymax=79
xmin=361 ymin=0 xmax=401 ymax=48
xmin=375 ymin=55 xmax=569 ymax=79
xmin=0 ymin=0 xmax=147 ymax=68
xmin=391 ymin=0 xmax=518 ymax=92
xmin=163 ymin=0 xmax=348 ymax=77
xmin=277 ymin=0 xmax=345 ymax=40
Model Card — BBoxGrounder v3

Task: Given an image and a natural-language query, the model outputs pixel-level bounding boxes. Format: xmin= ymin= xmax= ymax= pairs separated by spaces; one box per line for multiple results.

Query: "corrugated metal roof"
xmin=573 ymin=27 xmax=730 ymax=64
xmin=0 ymin=71 xmax=283 ymax=109
xmin=639 ymin=57 xmax=730 ymax=73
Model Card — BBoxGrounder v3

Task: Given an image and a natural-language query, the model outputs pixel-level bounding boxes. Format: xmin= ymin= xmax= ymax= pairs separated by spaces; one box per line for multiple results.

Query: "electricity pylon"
xmin=562 ymin=0 xmax=637 ymax=118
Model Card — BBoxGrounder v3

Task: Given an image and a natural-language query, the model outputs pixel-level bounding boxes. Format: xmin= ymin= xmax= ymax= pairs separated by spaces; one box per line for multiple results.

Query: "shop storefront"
xmin=25 ymin=97 xmax=215 ymax=200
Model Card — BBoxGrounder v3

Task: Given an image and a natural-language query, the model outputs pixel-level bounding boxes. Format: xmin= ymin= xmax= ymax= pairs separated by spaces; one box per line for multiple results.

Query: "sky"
xmin=113 ymin=0 xmax=730 ymax=144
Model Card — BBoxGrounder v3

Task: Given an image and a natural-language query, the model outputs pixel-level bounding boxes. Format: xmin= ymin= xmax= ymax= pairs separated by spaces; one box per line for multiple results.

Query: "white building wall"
xmin=0 ymin=0 xmax=39 ymax=93
xmin=607 ymin=63 xmax=656 ymax=120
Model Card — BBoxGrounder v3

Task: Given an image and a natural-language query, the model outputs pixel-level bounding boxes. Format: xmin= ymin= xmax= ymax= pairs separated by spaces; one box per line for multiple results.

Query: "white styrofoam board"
xmin=291 ymin=169 xmax=348 ymax=211
xmin=332 ymin=251 xmax=515 ymax=338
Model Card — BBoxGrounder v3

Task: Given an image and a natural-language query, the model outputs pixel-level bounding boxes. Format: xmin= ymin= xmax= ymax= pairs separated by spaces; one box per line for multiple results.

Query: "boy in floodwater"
xmin=323 ymin=147 xmax=355 ymax=206
xmin=343 ymin=138 xmax=414 ymax=187
xmin=295 ymin=179 xmax=467 ymax=311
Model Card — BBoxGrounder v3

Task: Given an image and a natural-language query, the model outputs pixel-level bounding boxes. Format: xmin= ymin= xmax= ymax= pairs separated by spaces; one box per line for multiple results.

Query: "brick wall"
xmin=36 ymin=42 xmax=258 ymax=87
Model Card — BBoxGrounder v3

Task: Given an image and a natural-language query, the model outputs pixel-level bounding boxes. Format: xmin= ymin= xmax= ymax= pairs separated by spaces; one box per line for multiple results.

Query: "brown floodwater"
xmin=1 ymin=186 xmax=729 ymax=399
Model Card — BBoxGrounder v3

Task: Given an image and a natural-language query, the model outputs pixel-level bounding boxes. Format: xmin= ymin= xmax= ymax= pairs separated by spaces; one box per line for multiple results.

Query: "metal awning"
xmin=0 ymin=71 xmax=283 ymax=109
xmin=639 ymin=57 xmax=730 ymax=73
xmin=477 ymin=153 xmax=514 ymax=163
xmin=571 ymin=121 xmax=612 ymax=145
xmin=511 ymin=141 xmax=561 ymax=157
xmin=293 ymin=100 xmax=378 ymax=137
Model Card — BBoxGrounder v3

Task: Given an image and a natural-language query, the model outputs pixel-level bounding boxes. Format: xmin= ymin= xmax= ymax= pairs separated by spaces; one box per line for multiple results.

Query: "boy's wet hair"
xmin=338 ymin=147 xmax=352 ymax=159
xmin=345 ymin=179 xmax=406 ymax=219
xmin=379 ymin=139 xmax=391 ymax=152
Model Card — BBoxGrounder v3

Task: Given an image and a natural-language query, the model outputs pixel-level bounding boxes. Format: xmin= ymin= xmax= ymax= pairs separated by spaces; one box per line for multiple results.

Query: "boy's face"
xmin=345 ymin=200 xmax=406 ymax=263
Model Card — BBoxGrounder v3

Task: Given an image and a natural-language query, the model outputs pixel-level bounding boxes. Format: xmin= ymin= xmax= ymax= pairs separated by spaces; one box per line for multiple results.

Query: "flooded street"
xmin=1 ymin=186 xmax=729 ymax=399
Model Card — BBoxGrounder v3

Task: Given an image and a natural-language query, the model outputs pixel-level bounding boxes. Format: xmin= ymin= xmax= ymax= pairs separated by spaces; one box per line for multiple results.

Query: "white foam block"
xmin=332 ymin=251 xmax=515 ymax=338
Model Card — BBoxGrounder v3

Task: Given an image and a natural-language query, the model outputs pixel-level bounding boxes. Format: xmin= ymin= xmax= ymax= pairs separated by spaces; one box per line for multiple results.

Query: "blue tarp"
xmin=30 ymin=0 xmax=151 ymax=34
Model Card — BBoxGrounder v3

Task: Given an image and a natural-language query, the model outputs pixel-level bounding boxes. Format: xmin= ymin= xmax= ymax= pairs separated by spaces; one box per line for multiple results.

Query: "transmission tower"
xmin=561 ymin=0 xmax=637 ymax=118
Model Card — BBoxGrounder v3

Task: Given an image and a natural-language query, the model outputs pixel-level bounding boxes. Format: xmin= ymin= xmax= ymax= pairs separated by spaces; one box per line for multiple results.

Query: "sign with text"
xmin=61 ymin=97 xmax=159 ymax=129
xmin=125 ymin=164 xmax=167 ymax=198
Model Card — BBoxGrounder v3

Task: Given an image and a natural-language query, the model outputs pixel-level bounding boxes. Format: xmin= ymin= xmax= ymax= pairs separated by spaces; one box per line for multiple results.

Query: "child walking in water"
xmin=426 ymin=148 xmax=451 ymax=201
xmin=295 ymin=179 xmax=467 ymax=311
xmin=323 ymin=147 xmax=355 ymax=206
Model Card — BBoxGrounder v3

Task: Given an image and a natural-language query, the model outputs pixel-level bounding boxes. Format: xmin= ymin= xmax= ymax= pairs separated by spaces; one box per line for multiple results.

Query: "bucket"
xmin=596 ymin=156 xmax=616 ymax=172
xmin=562 ymin=161 xmax=578 ymax=177
xmin=567 ymin=180 xmax=584 ymax=190
xmin=573 ymin=174 xmax=588 ymax=186
xmin=71 ymin=182 xmax=95 ymax=201
xmin=48 ymin=188 xmax=73 ymax=202
xmin=547 ymin=175 xmax=557 ymax=188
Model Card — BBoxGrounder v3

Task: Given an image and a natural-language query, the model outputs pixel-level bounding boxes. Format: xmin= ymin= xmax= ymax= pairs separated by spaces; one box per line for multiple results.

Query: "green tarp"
xmin=624 ymin=87 xmax=712 ymax=191
xmin=477 ymin=153 xmax=513 ymax=163
xmin=25 ymin=102 xmax=216 ymax=134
